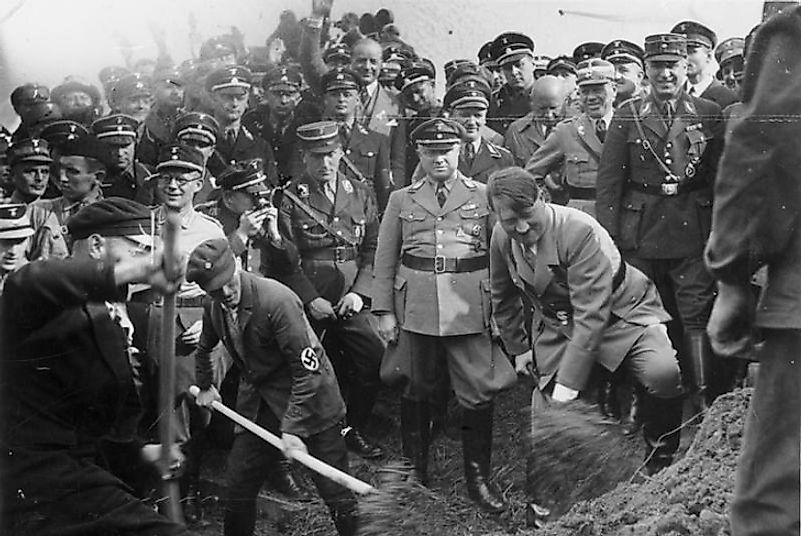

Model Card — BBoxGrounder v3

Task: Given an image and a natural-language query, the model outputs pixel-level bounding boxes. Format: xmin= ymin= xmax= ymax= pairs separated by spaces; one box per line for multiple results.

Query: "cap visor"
xmin=646 ymin=54 xmax=685 ymax=61
xmin=99 ymin=135 xmax=135 ymax=146
xmin=305 ymin=144 xmax=341 ymax=154
xmin=325 ymin=83 xmax=359 ymax=92
xmin=266 ymin=82 xmax=299 ymax=91
xmin=416 ymin=141 xmax=460 ymax=150
xmin=16 ymin=155 xmax=53 ymax=164
xmin=497 ymin=50 xmax=532 ymax=66
xmin=201 ymin=262 xmax=236 ymax=293
xmin=0 ymin=227 xmax=34 ymax=240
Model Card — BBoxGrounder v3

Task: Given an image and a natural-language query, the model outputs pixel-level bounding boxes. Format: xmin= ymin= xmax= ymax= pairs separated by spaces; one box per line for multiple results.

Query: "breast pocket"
xmin=346 ymin=148 xmax=377 ymax=180
xmin=619 ymin=196 xmax=646 ymax=251
xmin=565 ymin=153 xmax=591 ymax=186
xmin=398 ymin=209 xmax=427 ymax=235
xmin=685 ymin=128 xmax=711 ymax=160
xmin=458 ymin=206 xmax=491 ymax=247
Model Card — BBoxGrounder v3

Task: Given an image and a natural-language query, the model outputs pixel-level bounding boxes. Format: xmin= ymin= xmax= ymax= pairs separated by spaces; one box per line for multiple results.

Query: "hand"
xmin=551 ymin=383 xmax=579 ymax=402
xmin=181 ymin=320 xmax=203 ymax=346
xmin=194 ymin=385 xmax=221 ymax=408
xmin=282 ymin=432 xmax=308 ymax=458
xmin=311 ymin=0 xmax=333 ymax=18
xmin=708 ymin=282 xmax=754 ymax=357
xmin=308 ymin=297 xmax=337 ymax=321
xmin=336 ymin=292 xmax=364 ymax=319
xmin=263 ymin=206 xmax=281 ymax=242
xmin=237 ymin=207 xmax=271 ymax=239
xmin=377 ymin=313 xmax=399 ymax=345
xmin=514 ymin=350 xmax=535 ymax=376
xmin=544 ymin=175 xmax=564 ymax=191
xmin=141 ymin=442 xmax=185 ymax=477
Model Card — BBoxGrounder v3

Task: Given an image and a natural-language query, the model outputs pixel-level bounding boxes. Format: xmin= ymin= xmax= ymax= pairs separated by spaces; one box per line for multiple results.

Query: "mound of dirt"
xmin=536 ymin=389 xmax=752 ymax=536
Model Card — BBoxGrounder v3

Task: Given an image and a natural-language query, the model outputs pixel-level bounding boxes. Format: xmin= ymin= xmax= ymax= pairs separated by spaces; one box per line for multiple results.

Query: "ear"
xmin=87 ymin=233 xmax=106 ymax=259
xmin=93 ymin=170 xmax=106 ymax=184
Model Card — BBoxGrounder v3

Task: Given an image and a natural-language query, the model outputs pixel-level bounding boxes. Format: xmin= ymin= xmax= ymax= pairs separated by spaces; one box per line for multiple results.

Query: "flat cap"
xmin=296 ymin=121 xmax=342 ymax=153
xmin=38 ymin=120 xmax=90 ymax=147
xmin=111 ymin=73 xmax=153 ymax=100
xmin=10 ymin=83 xmax=50 ymax=108
xmin=602 ymin=39 xmax=645 ymax=66
xmin=67 ymin=197 xmax=156 ymax=241
xmin=644 ymin=33 xmax=688 ymax=60
xmin=320 ymin=67 xmax=363 ymax=92
xmin=262 ymin=65 xmax=303 ymax=91
xmin=206 ymin=65 xmax=252 ymax=93
xmin=410 ymin=118 xmax=465 ymax=149
xmin=572 ymin=42 xmax=605 ymax=64
xmin=186 ymin=238 xmax=236 ymax=292
xmin=92 ymin=114 xmax=139 ymax=146
xmin=156 ymin=143 xmax=206 ymax=173
xmin=173 ymin=112 xmax=220 ymax=144
xmin=443 ymin=80 xmax=490 ymax=110
xmin=490 ymin=32 xmax=535 ymax=66
xmin=8 ymin=138 xmax=52 ymax=166
xmin=219 ymin=159 xmax=269 ymax=192
xmin=715 ymin=37 xmax=745 ymax=66
xmin=394 ymin=62 xmax=436 ymax=92
xmin=671 ymin=20 xmax=717 ymax=49
xmin=547 ymin=56 xmax=577 ymax=75
xmin=0 ymin=204 xmax=34 ymax=240
xmin=576 ymin=58 xmax=617 ymax=86
xmin=323 ymin=44 xmax=352 ymax=65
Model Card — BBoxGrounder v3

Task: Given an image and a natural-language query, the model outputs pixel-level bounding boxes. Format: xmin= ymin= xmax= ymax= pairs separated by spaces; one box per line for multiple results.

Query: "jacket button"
xmin=333 ymin=217 xmax=339 ymax=222
xmin=437 ymin=217 xmax=443 ymax=221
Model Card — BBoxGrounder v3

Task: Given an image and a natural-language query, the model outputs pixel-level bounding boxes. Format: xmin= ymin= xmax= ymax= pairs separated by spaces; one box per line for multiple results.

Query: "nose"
xmin=512 ymin=65 xmax=522 ymax=77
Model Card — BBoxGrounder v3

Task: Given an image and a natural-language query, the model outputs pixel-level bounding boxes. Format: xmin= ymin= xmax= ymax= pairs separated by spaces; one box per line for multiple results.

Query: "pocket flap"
xmin=399 ymin=209 xmax=426 ymax=222
xmin=394 ymin=275 xmax=407 ymax=290
xmin=623 ymin=197 xmax=646 ymax=211
xmin=459 ymin=206 xmax=491 ymax=219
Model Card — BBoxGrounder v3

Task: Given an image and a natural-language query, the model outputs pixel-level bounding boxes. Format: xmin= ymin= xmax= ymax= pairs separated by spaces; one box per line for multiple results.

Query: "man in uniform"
xmin=444 ymin=81 xmax=514 ymax=184
xmin=50 ymin=78 xmax=102 ymax=126
xmin=109 ymin=73 xmax=154 ymax=125
xmin=487 ymin=167 xmax=684 ymax=475
xmin=671 ymin=21 xmax=738 ymax=108
xmin=546 ymin=56 xmax=577 ymax=83
xmin=9 ymin=83 xmax=51 ymax=142
xmin=93 ymin=114 xmax=154 ymax=202
xmin=0 ymin=203 xmax=34 ymax=293
xmin=715 ymin=37 xmax=745 ymax=96
xmin=0 ymin=197 xmax=188 ymax=536
xmin=704 ymin=9 xmax=801 ymax=534
xmin=243 ymin=65 xmax=304 ymax=184
xmin=372 ymin=118 xmax=517 ymax=512
xmin=488 ymin=32 xmax=537 ymax=136
xmin=277 ymin=121 xmax=384 ymax=459
xmin=602 ymin=39 xmax=647 ymax=104
xmin=205 ymin=65 xmax=278 ymax=184
xmin=504 ymin=75 xmax=566 ymax=168
xmin=525 ymin=59 xmax=617 ymax=217
xmin=172 ymin=111 xmax=221 ymax=204
xmin=394 ymin=62 xmax=439 ymax=187
xmin=6 ymin=138 xmax=53 ymax=205
xmin=137 ymin=67 xmax=186 ymax=167
xmin=573 ymin=42 xmax=605 ymax=63
xmin=596 ymin=33 xmax=724 ymax=414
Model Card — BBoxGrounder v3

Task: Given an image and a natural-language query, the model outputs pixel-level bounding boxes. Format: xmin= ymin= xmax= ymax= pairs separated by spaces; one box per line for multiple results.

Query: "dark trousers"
xmin=731 ymin=329 xmax=800 ymax=536
xmin=311 ymin=311 xmax=383 ymax=429
xmin=223 ymin=402 xmax=355 ymax=536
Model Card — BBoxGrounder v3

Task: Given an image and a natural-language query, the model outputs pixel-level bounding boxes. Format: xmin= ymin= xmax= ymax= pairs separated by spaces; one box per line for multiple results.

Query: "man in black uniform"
xmin=192 ymin=239 xmax=358 ymax=536
xmin=596 ymin=33 xmax=724 ymax=414
xmin=671 ymin=21 xmax=738 ymax=109
xmin=278 ymin=121 xmax=384 ymax=459
xmin=92 ymin=114 xmax=154 ymax=202
xmin=487 ymin=32 xmax=537 ymax=136
xmin=394 ymin=62 xmax=439 ymax=187
xmin=0 ymin=197 xmax=188 ymax=536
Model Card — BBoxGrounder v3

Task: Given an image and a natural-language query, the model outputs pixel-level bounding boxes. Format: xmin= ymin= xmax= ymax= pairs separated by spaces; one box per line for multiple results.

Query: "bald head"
xmin=351 ymin=38 xmax=383 ymax=85
xmin=529 ymin=75 xmax=566 ymax=128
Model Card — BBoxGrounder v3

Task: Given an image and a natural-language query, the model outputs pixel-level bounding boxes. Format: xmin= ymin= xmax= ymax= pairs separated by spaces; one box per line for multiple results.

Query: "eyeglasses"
xmin=157 ymin=171 xmax=201 ymax=187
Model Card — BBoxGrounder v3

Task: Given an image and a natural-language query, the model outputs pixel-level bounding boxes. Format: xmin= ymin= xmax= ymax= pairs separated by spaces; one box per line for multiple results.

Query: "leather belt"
xmin=303 ymin=246 xmax=359 ymax=263
xmin=628 ymin=180 xmax=708 ymax=197
xmin=401 ymin=253 xmax=488 ymax=273
xmin=567 ymin=185 xmax=596 ymax=200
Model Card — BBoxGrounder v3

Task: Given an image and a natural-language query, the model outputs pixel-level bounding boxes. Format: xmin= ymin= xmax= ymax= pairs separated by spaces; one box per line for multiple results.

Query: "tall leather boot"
xmin=267 ymin=456 xmax=304 ymax=498
xmin=685 ymin=331 xmax=712 ymax=416
xmin=400 ymin=398 xmax=430 ymax=485
xmin=596 ymin=369 xmax=621 ymax=420
xmin=344 ymin=387 xmax=384 ymax=459
xmin=330 ymin=502 xmax=359 ymax=536
xmin=641 ymin=394 xmax=683 ymax=475
xmin=462 ymin=404 xmax=506 ymax=513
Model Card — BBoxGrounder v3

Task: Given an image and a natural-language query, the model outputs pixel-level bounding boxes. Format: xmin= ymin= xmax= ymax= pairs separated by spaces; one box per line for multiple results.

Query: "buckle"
xmin=661 ymin=182 xmax=679 ymax=196
xmin=434 ymin=255 xmax=446 ymax=273
xmin=555 ymin=310 xmax=570 ymax=325
xmin=334 ymin=247 xmax=346 ymax=263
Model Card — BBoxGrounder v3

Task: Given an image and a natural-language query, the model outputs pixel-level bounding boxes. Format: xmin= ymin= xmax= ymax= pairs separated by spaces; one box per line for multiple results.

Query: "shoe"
xmin=343 ymin=427 xmax=384 ymax=459
xmin=462 ymin=404 xmax=506 ymax=513
xmin=269 ymin=457 xmax=304 ymax=498
xmin=401 ymin=398 xmax=430 ymax=486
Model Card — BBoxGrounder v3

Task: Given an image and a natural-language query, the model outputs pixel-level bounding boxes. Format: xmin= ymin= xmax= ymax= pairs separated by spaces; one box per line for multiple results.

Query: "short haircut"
xmin=486 ymin=166 xmax=541 ymax=212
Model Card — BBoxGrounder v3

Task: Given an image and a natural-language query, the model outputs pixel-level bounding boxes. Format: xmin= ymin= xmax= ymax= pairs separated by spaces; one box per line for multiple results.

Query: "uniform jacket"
xmin=27 ymin=190 xmax=102 ymax=260
xmin=342 ymin=123 xmax=393 ymax=210
xmin=488 ymin=83 xmax=531 ymax=136
xmin=195 ymin=271 xmax=345 ymax=437
xmin=459 ymin=138 xmax=515 ymax=184
xmin=699 ymin=79 xmax=739 ymax=110
xmin=504 ymin=111 xmax=551 ymax=167
xmin=705 ymin=9 xmax=801 ymax=331
xmin=208 ymin=123 xmax=279 ymax=185
xmin=490 ymin=204 xmax=670 ymax=390
xmin=278 ymin=172 xmax=379 ymax=305
xmin=1 ymin=258 xmax=140 ymax=447
xmin=373 ymin=172 xmax=494 ymax=336
xmin=243 ymin=105 xmax=302 ymax=185
xmin=136 ymin=107 xmax=180 ymax=167
xmin=102 ymin=161 xmax=154 ymax=204
xmin=596 ymin=91 xmax=724 ymax=259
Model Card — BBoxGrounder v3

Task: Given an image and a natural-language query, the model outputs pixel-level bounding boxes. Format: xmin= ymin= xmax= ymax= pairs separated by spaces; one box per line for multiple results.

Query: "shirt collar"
xmin=688 ymin=76 xmax=713 ymax=97
xmin=427 ymin=175 xmax=457 ymax=192
xmin=365 ymin=80 xmax=379 ymax=98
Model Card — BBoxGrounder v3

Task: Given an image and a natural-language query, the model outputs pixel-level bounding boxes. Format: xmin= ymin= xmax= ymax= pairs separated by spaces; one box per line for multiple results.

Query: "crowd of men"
xmin=0 ymin=2 xmax=797 ymax=536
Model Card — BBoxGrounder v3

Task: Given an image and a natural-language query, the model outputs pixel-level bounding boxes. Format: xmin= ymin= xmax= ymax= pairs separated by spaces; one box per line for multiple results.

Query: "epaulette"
xmin=242 ymin=126 xmax=254 ymax=141
xmin=197 ymin=211 xmax=224 ymax=229
xmin=194 ymin=200 xmax=218 ymax=213
xmin=616 ymin=95 xmax=643 ymax=111
xmin=408 ymin=178 xmax=426 ymax=192
xmin=485 ymin=139 xmax=512 ymax=159
xmin=357 ymin=124 xmax=370 ymax=135
xmin=460 ymin=175 xmax=478 ymax=190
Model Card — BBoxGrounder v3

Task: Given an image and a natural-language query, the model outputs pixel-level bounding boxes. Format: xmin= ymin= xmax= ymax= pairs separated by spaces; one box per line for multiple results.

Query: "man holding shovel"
xmin=190 ymin=238 xmax=358 ymax=536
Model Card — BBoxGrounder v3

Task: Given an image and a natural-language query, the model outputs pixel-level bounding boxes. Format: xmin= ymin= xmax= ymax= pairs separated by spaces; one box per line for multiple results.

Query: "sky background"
xmin=0 ymin=0 xmax=777 ymax=126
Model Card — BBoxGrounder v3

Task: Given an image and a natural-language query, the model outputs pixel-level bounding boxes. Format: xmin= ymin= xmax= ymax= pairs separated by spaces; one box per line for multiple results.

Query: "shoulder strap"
xmin=572 ymin=130 xmax=601 ymax=164
xmin=339 ymin=154 xmax=368 ymax=184
xmin=282 ymin=187 xmax=360 ymax=247
xmin=628 ymin=101 xmax=675 ymax=178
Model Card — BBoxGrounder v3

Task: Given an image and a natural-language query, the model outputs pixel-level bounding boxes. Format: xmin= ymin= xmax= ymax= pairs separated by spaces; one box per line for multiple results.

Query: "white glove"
xmin=336 ymin=292 xmax=364 ymax=318
xmin=551 ymin=383 xmax=579 ymax=402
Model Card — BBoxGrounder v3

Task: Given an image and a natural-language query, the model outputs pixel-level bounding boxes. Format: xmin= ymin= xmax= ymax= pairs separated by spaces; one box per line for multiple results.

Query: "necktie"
xmin=325 ymin=181 xmax=336 ymax=204
xmin=464 ymin=142 xmax=475 ymax=165
xmin=436 ymin=183 xmax=448 ymax=207
xmin=688 ymin=86 xmax=696 ymax=96
xmin=339 ymin=123 xmax=351 ymax=145
xmin=595 ymin=120 xmax=607 ymax=143
xmin=225 ymin=128 xmax=237 ymax=145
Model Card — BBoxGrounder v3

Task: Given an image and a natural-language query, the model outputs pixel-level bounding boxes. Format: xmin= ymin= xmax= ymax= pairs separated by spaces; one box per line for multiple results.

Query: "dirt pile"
xmin=536 ymin=389 xmax=752 ymax=536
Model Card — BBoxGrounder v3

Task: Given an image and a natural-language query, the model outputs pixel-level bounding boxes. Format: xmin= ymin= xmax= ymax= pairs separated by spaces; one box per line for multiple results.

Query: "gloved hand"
xmin=336 ymin=292 xmax=363 ymax=319
xmin=282 ymin=432 xmax=308 ymax=458
xmin=708 ymin=282 xmax=754 ymax=357
xmin=551 ymin=383 xmax=579 ymax=402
